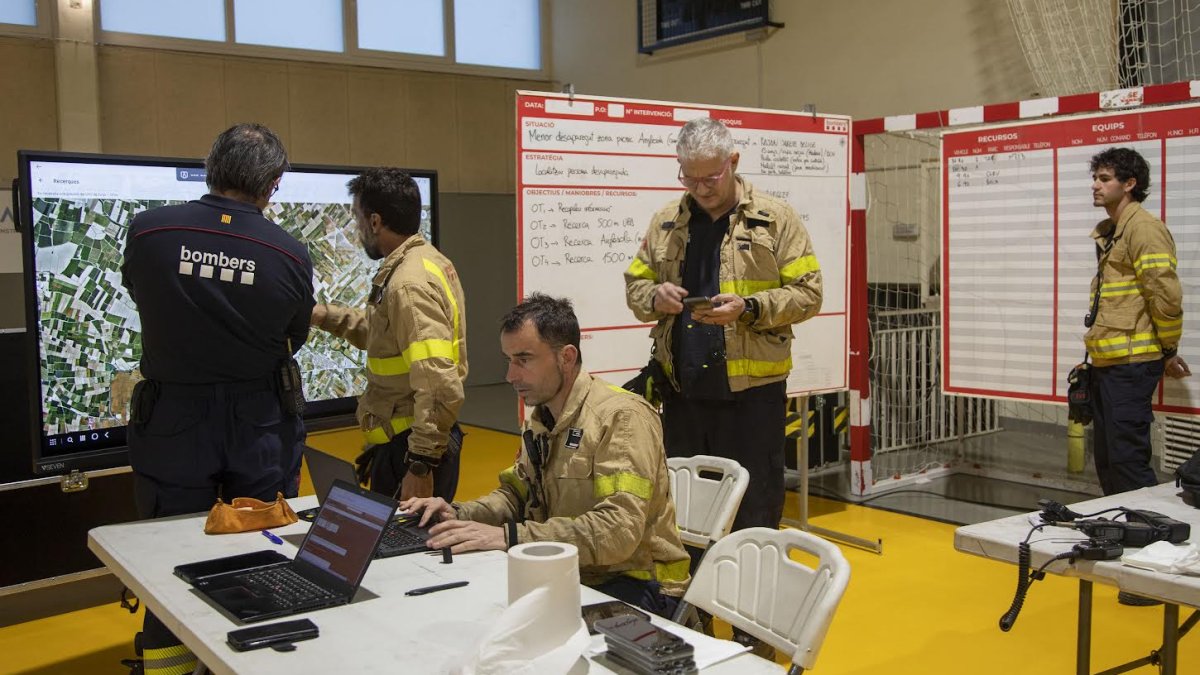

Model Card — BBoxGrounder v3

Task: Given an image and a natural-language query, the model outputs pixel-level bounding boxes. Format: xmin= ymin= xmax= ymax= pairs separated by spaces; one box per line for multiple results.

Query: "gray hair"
xmin=205 ymin=123 xmax=289 ymax=200
xmin=676 ymin=118 xmax=734 ymax=162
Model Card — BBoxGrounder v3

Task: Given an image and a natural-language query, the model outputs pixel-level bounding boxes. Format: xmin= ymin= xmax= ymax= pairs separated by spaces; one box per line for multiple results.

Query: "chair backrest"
xmin=682 ymin=527 xmax=850 ymax=671
xmin=666 ymin=456 xmax=750 ymax=549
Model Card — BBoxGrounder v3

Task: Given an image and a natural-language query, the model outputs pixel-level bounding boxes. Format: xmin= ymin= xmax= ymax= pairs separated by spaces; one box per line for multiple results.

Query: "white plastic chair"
xmin=679 ymin=527 xmax=851 ymax=673
xmin=666 ymin=455 xmax=750 ymax=549
xmin=666 ymin=456 xmax=749 ymax=632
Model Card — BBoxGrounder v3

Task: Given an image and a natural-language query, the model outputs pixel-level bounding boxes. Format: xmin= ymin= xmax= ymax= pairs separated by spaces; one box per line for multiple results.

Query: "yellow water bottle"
xmin=1067 ymin=421 xmax=1085 ymax=473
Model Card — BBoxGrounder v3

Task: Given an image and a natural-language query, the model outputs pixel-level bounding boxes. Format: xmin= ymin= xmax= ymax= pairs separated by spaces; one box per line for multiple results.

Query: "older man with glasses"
xmin=622 ymin=116 xmax=823 ymax=656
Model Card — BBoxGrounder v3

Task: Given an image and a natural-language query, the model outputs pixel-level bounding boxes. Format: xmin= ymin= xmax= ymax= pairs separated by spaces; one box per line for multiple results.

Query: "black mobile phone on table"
xmin=227 ymin=618 xmax=319 ymax=651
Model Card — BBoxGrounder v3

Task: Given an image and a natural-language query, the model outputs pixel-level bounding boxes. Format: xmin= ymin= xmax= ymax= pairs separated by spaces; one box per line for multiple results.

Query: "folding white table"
xmin=89 ymin=496 xmax=779 ymax=674
xmin=955 ymin=483 xmax=1200 ymax=675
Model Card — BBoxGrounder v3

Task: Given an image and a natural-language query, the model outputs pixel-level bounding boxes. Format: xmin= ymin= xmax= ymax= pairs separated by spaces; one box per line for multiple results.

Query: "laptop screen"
xmin=303 ymin=445 xmax=358 ymax=504
xmin=297 ymin=482 xmax=394 ymax=585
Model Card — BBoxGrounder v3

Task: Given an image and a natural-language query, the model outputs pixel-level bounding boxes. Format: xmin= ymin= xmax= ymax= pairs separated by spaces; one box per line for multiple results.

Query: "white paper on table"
xmin=454 ymin=585 xmax=591 ymax=675
xmin=1121 ymin=541 xmax=1200 ymax=575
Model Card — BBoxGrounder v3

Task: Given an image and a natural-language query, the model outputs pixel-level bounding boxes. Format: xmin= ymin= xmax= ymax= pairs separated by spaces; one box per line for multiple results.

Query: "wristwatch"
xmin=740 ymin=296 xmax=760 ymax=323
xmin=408 ymin=460 xmax=431 ymax=477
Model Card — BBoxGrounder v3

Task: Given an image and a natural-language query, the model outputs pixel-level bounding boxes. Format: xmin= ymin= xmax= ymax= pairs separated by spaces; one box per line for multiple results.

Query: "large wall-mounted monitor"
xmin=17 ymin=150 xmax=438 ymax=475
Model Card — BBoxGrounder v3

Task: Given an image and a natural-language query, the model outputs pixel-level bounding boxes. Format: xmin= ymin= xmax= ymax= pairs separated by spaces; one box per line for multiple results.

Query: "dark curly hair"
xmin=347 ymin=168 xmax=421 ymax=235
xmin=501 ymin=293 xmax=581 ymax=362
xmin=1089 ymin=147 xmax=1151 ymax=203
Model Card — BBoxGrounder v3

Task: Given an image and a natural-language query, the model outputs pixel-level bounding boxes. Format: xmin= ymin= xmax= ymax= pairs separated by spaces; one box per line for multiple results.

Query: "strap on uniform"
xmin=1084 ymin=232 xmax=1116 ymax=328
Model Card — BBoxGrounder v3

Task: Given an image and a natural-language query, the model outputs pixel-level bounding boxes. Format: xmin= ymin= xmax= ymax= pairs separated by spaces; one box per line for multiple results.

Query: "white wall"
xmin=550 ymin=0 xmax=1039 ymax=120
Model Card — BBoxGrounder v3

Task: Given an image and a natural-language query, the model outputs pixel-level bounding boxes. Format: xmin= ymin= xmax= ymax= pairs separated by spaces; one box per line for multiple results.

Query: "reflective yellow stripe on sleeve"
xmin=364 ymin=416 xmax=415 ymax=444
xmin=626 ymin=257 xmax=658 ymax=281
xmin=719 ymin=279 xmax=780 ymax=296
xmin=423 ymin=258 xmax=462 ymax=357
xmin=367 ymin=339 xmax=457 ymax=376
xmin=727 ymin=357 xmax=792 ymax=379
xmin=594 ymin=472 xmax=653 ymax=500
xmin=499 ymin=465 xmax=529 ymax=502
xmin=1134 ymin=253 xmax=1177 ymax=274
xmin=779 ymin=254 xmax=820 ymax=284
xmin=623 ymin=558 xmax=691 ymax=583
xmin=1154 ymin=316 xmax=1183 ymax=339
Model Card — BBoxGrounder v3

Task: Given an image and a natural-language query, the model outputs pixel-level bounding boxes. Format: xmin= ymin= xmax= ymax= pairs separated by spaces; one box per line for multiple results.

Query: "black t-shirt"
xmin=672 ymin=203 xmax=734 ymax=401
xmin=121 ymin=194 xmax=315 ymax=384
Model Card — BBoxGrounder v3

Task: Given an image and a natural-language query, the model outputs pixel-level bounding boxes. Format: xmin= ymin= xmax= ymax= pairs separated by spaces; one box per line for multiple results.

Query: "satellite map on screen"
xmin=28 ymin=161 xmax=432 ymax=442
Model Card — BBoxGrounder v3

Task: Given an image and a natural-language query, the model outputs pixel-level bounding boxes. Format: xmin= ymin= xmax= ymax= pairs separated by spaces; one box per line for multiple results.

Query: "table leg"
xmin=1077 ymin=580 xmax=1092 ymax=675
xmin=1161 ymin=602 xmax=1179 ymax=675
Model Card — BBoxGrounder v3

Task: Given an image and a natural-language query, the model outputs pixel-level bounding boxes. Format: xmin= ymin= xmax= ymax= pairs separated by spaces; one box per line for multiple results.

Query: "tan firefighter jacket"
xmin=315 ymin=236 xmax=468 ymax=461
xmin=1085 ymin=201 xmax=1183 ymax=368
xmin=624 ymin=176 xmax=823 ymax=392
xmin=454 ymin=369 xmax=691 ymax=595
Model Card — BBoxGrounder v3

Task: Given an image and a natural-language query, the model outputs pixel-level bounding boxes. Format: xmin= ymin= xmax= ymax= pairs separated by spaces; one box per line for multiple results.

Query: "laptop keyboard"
xmin=380 ymin=522 xmax=427 ymax=551
xmin=239 ymin=568 xmax=337 ymax=608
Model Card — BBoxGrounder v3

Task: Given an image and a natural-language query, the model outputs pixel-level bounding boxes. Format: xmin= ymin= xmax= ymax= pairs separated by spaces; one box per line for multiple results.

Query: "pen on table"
xmin=405 ymin=580 xmax=469 ymax=596
xmin=261 ymin=530 xmax=283 ymax=545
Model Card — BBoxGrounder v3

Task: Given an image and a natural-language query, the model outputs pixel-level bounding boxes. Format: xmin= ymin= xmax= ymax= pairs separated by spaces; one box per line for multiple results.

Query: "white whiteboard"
xmin=516 ymin=91 xmax=850 ymax=395
xmin=943 ymin=103 xmax=1200 ymax=414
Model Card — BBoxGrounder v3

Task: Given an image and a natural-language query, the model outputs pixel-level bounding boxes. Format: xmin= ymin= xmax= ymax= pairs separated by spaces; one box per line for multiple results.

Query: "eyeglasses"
xmin=678 ymin=158 xmax=731 ymax=189
xmin=270 ymin=182 xmax=280 ymax=197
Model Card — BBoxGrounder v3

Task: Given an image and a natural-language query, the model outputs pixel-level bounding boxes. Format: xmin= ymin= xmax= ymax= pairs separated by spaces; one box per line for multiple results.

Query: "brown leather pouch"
xmin=203 ymin=493 xmax=298 ymax=534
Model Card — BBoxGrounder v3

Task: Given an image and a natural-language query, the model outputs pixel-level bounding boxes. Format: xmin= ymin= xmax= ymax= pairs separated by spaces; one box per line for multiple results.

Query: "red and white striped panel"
xmin=854 ymin=80 xmax=1200 ymax=136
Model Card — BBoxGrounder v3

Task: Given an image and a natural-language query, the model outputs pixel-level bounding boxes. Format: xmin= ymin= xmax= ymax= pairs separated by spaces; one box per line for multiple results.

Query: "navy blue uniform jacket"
xmin=121 ymin=194 xmax=315 ymax=384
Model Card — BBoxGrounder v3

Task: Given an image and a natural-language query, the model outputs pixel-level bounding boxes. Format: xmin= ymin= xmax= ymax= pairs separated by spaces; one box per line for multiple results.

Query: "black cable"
xmin=1034 ymin=551 xmax=1078 ymax=576
xmin=999 ymin=540 xmax=1077 ymax=632
xmin=1022 ymin=523 xmax=1047 ymax=543
xmin=1075 ymin=506 xmax=1125 ymax=519
xmin=998 ymin=541 xmax=1032 ymax=632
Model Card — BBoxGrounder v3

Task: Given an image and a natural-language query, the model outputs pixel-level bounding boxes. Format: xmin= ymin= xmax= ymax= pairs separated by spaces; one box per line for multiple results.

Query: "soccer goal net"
xmin=853 ymin=0 xmax=1200 ymax=494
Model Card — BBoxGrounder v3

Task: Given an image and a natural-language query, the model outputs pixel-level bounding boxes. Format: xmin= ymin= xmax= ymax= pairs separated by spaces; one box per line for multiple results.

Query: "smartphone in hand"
xmin=681 ymin=296 xmax=715 ymax=311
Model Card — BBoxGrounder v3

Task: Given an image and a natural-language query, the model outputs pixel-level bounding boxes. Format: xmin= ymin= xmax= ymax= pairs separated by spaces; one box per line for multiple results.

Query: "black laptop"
xmin=302 ymin=445 xmax=433 ymax=558
xmin=191 ymin=479 xmax=395 ymax=623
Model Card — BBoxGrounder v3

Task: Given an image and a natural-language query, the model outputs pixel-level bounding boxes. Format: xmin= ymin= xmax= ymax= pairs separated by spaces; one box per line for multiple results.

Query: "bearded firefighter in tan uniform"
xmin=403 ymin=294 xmax=689 ymax=618
xmin=312 ymin=168 xmax=467 ymax=501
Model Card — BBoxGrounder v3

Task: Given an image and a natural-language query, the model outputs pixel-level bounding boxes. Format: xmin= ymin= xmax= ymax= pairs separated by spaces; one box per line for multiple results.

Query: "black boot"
xmin=1118 ymin=591 xmax=1162 ymax=606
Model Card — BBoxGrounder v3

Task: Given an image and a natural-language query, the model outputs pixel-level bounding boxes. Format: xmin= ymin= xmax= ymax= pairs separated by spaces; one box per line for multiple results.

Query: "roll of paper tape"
xmin=507 ymin=542 xmax=582 ymax=643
